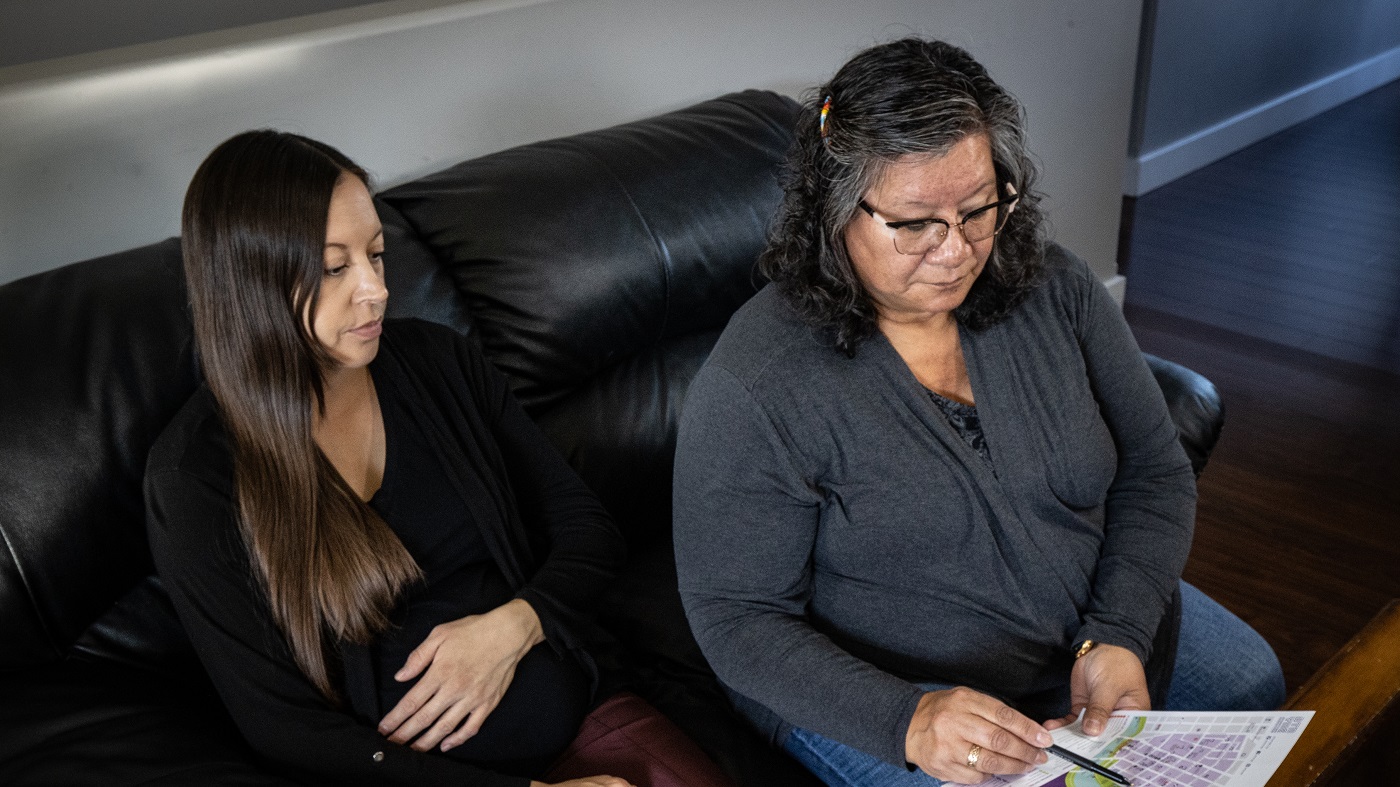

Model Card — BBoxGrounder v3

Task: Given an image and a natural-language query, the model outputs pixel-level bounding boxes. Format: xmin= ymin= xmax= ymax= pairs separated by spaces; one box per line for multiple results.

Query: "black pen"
xmin=1045 ymin=744 xmax=1131 ymax=786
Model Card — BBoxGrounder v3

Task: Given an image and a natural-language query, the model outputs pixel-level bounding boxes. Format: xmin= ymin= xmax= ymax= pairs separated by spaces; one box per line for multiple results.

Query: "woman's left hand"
xmin=1043 ymin=643 xmax=1151 ymax=737
xmin=378 ymin=598 xmax=545 ymax=752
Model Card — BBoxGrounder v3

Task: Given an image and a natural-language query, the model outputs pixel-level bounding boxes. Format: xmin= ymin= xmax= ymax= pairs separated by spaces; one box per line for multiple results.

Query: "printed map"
xmin=962 ymin=710 xmax=1313 ymax=787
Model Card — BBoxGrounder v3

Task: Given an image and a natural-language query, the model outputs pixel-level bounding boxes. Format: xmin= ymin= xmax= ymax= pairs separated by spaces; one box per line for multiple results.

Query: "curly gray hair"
xmin=758 ymin=37 xmax=1047 ymax=355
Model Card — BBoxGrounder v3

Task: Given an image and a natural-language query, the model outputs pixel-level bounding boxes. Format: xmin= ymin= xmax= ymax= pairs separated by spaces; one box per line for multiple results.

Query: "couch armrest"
xmin=1271 ymin=599 xmax=1400 ymax=785
xmin=1144 ymin=353 xmax=1224 ymax=477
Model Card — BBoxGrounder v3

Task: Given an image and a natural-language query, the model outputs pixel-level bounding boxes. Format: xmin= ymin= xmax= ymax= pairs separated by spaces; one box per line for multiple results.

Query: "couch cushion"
xmin=379 ymin=89 xmax=800 ymax=542
xmin=0 ymin=238 xmax=199 ymax=668
xmin=0 ymin=658 xmax=295 ymax=786
xmin=378 ymin=196 xmax=476 ymax=336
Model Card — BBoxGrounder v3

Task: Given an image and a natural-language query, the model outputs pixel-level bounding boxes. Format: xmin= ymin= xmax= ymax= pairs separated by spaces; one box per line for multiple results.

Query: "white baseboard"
xmin=1124 ymin=44 xmax=1400 ymax=196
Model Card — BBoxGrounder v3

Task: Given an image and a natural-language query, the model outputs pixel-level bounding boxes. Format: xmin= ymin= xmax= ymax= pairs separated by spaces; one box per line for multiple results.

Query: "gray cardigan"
xmin=672 ymin=246 xmax=1195 ymax=767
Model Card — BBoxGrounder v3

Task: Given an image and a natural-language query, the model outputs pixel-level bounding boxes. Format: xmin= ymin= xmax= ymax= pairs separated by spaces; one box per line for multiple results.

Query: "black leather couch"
xmin=0 ymin=89 xmax=1223 ymax=786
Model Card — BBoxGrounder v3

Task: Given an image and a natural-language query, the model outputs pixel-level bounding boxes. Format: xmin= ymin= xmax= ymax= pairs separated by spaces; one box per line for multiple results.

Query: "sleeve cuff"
xmin=514 ymin=587 xmax=579 ymax=654
xmin=886 ymin=684 xmax=930 ymax=769
xmin=1073 ymin=620 xmax=1152 ymax=664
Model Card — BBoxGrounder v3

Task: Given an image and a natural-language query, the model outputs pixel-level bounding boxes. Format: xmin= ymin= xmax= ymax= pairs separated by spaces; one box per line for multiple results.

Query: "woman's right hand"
xmin=526 ymin=772 xmax=635 ymax=778
xmin=379 ymin=599 xmax=543 ymax=752
xmin=904 ymin=687 xmax=1052 ymax=783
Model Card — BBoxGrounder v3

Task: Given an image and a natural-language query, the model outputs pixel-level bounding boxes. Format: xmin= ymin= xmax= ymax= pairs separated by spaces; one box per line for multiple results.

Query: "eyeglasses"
xmin=858 ymin=192 xmax=1020 ymax=256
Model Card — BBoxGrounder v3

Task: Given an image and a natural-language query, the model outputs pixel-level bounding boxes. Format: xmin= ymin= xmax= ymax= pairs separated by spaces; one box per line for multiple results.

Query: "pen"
xmin=1045 ymin=744 xmax=1131 ymax=786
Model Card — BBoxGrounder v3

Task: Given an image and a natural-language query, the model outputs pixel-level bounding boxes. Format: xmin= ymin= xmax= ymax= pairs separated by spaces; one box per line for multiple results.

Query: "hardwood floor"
xmin=1124 ymin=77 xmax=1400 ymax=376
xmin=1126 ymin=306 xmax=1400 ymax=693
xmin=1120 ymin=79 xmax=1400 ymax=696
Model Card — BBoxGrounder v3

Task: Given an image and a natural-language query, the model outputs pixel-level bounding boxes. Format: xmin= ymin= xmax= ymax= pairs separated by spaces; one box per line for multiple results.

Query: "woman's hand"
xmin=1043 ymin=643 xmax=1150 ymax=737
xmin=378 ymin=598 xmax=544 ymax=752
xmin=526 ymin=772 xmax=632 ymax=778
xmin=904 ymin=687 xmax=1052 ymax=783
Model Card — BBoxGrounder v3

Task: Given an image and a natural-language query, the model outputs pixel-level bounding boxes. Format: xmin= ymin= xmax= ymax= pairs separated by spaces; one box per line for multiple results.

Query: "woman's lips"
xmin=350 ymin=319 xmax=382 ymax=339
xmin=921 ymin=273 xmax=966 ymax=288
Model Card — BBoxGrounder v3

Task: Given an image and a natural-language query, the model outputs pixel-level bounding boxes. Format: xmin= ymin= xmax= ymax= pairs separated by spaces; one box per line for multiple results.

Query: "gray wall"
xmin=0 ymin=0 xmax=386 ymax=67
xmin=0 ymin=0 xmax=1143 ymax=287
xmin=1132 ymin=0 xmax=1400 ymax=156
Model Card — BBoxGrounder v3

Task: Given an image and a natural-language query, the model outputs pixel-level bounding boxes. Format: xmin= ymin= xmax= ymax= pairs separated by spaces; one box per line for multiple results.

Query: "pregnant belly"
xmin=379 ymin=640 xmax=593 ymax=775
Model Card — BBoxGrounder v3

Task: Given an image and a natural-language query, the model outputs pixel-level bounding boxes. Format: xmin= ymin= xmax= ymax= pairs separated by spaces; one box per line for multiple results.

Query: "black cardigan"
xmin=145 ymin=319 xmax=626 ymax=786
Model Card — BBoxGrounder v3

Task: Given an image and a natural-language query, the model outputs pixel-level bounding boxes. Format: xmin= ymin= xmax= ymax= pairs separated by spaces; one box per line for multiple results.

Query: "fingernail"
xmin=440 ymin=742 xmax=454 ymax=752
xmin=1038 ymin=732 xmax=1052 ymax=746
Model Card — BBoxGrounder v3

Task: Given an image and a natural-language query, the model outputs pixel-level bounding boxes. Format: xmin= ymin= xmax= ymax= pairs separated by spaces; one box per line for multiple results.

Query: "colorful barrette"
xmin=819 ymin=95 xmax=832 ymax=140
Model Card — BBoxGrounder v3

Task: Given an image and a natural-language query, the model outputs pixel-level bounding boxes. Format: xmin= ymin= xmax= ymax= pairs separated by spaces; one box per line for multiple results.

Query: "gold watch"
xmin=1073 ymin=639 xmax=1098 ymax=659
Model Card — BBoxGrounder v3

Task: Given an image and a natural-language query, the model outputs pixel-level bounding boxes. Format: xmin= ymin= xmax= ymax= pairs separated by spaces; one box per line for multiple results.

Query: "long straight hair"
xmin=181 ymin=130 xmax=421 ymax=701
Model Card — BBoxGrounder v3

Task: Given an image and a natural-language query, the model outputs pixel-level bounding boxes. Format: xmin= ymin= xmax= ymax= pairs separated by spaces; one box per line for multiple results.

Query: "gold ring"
xmin=966 ymin=744 xmax=982 ymax=769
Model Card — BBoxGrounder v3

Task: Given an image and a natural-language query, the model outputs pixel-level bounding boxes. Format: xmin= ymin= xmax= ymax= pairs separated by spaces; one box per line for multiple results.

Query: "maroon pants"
xmin=544 ymin=692 xmax=736 ymax=787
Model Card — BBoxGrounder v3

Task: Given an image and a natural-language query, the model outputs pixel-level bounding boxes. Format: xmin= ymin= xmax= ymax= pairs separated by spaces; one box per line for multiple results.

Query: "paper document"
xmin=956 ymin=710 xmax=1313 ymax=787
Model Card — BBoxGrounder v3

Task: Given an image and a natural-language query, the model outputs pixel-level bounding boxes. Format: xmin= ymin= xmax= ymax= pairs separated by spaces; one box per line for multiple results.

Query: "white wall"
xmin=0 ymin=0 xmax=1143 ymax=286
xmin=0 ymin=0 xmax=386 ymax=67
xmin=1126 ymin=0 xmax=1400 ymax=195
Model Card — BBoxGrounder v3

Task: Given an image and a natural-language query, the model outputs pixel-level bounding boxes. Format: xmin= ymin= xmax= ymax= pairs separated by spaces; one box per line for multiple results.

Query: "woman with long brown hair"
xmin=145 ymin=130 xmax=728 ymax=787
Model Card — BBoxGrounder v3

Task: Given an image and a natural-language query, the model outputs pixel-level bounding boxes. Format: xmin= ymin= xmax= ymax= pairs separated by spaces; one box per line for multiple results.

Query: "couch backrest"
xmin=0 ymin=87 xmax=1224 ymax=675
xmin=379 ymin=90 xmax=801 ymax=543
xmin=0 ymin=90 xmax=800 ymax=668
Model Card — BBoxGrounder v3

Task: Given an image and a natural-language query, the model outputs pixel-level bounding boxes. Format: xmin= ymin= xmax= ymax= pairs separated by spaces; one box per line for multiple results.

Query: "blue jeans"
xmin=782 ymin=581 xmax=1286 ymax=787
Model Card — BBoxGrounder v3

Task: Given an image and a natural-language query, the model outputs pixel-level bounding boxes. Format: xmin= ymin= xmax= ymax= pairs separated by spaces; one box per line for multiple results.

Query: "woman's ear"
xmin=1004 ymin=182 xmax=1019 ymax=218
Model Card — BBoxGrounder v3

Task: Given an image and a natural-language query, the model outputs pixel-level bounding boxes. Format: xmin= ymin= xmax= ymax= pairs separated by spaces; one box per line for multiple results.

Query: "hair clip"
xmin=819 ymin=95 xmax=832 ymax=142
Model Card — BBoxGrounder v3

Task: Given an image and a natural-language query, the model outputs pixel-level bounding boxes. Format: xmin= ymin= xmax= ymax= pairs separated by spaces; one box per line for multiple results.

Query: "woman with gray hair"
xmin=673 ymin=38 xmax=1283 ymax=786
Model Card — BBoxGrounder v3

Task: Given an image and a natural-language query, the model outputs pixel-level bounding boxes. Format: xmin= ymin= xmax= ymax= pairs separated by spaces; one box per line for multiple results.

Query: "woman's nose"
xmin=354 ymin=260 xmax=388 ymax=304
xmin=926 ymin=224 xmax=973 ymax=262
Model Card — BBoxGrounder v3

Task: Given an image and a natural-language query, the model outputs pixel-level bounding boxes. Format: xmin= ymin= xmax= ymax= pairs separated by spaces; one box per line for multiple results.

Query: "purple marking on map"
xmin=1155 ymin=734 xmax=1245 ymax=756
xmin=1111 ymin=734 xmax=1246 ymax=785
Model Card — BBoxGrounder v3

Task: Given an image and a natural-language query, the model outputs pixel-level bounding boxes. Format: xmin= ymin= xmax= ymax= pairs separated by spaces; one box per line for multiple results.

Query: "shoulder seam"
xmin=709 ymin=330 xmax=817 ymax=394
xmin=696 ymin=362 xmax=818 ymax=499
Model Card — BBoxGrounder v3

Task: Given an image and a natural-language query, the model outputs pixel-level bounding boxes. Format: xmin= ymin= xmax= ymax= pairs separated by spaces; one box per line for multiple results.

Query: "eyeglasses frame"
xmin=857 ymin=191 xmax=1021 ymax=256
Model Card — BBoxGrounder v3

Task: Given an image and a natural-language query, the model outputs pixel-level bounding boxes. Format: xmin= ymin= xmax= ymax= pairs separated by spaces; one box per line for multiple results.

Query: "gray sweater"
xmin=672 ymin=246 xmax=1195 ymax=767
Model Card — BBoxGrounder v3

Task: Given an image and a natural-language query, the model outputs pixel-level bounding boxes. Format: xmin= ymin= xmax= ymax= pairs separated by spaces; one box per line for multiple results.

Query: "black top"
xmin=367 ymin=360 xmax=592 ymax=775
xmin=145 ymin=319 xmax=626 ymax=786
xmin=926 ymin=390 xmax=993 ymax=468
